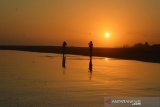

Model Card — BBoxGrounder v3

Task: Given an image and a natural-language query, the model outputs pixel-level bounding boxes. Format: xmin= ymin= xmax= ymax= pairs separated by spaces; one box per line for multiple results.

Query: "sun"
xmin=105 ymin=33 xmax=110 ymax=38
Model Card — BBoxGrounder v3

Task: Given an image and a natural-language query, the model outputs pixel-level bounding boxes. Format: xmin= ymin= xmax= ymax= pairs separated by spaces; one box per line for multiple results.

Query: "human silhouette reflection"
xmin=89 ymin=58 xmax=92 ymax=71
xmin=62 ymin=55 xmax=66 ymax=75
xmin=88 ymin=56 xmax=93 ymax=80
xmin=62 ymin=55 xmax=66 ymax=68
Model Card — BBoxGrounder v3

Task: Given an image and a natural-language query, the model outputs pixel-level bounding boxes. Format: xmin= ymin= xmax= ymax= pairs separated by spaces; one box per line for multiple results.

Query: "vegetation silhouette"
xmin=0 ymin=42 xmax=160 ymax=63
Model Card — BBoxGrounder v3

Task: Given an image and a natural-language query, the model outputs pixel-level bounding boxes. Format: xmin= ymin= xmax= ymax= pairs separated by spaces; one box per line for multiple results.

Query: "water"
xmin=0 ymin=50 xmax=159 ymax=107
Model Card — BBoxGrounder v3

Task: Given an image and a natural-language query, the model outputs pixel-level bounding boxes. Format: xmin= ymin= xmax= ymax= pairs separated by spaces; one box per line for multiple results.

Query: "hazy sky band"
xmin=0 ymin=0 xmax=160 ymax=47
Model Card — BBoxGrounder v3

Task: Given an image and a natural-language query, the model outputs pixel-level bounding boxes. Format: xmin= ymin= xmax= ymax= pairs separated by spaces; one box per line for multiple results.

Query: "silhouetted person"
xmin=62 ymin=41 xmax=67 ymax=56
xmin=88 ymin=41 xmax=93 ymax=57
xmin=88 ymin=41 xmax=93 ymax=79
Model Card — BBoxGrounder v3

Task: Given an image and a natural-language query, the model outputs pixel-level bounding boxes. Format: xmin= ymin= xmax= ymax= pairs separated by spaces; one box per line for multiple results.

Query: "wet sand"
xmin=0 ymin=50 xmax=160 ymax=107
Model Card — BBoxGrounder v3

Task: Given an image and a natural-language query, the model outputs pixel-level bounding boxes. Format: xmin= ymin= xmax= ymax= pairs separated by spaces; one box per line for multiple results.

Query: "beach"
xmin=0 ymin=50 xmax=160 ymax=107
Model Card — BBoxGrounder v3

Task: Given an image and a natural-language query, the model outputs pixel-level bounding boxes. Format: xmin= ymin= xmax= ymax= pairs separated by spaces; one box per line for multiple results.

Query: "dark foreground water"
xmin=0 ymin=50 xmax=159 ymax=107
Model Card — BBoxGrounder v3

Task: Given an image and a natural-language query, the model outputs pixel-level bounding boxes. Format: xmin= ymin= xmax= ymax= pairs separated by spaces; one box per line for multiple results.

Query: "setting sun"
xmin=105 ymin=33 xmax=110 ymax=38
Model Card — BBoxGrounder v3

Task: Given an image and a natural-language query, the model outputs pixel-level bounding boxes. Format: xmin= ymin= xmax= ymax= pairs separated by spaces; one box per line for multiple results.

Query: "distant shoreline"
xmin=0 ymin=45 xmax=160 ymax=63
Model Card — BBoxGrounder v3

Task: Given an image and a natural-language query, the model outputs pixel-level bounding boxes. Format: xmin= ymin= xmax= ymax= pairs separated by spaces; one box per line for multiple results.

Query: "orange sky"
xmin=0 ymin=0 xmax=160 ymax=47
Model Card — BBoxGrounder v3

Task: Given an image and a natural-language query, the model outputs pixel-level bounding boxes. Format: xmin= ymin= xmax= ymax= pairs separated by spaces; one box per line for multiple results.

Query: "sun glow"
xmin=105 ymin=33 xmax=110 ymax=38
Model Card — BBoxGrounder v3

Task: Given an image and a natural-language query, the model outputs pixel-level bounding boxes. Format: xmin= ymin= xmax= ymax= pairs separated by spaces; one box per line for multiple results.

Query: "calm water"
xmin=0 ymin=50 xmax=160 ymax=107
